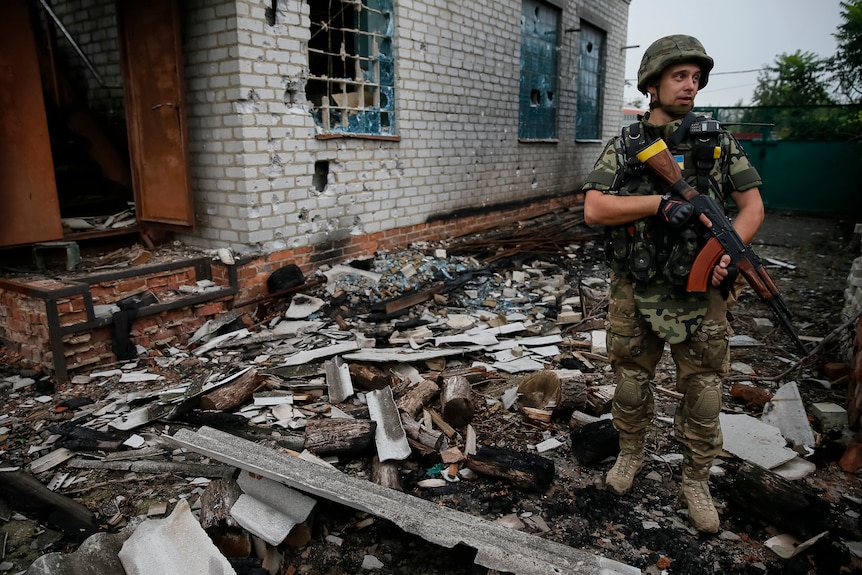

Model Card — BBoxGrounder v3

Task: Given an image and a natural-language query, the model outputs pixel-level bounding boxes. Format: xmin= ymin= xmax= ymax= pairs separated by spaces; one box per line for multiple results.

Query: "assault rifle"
xmin=634 ymin=138 xmax=810 ymax=356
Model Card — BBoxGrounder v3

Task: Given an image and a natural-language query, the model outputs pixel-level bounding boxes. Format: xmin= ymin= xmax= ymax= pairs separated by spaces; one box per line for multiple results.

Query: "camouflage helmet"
xmin=637 ymin=35 xmax=714 ymax=94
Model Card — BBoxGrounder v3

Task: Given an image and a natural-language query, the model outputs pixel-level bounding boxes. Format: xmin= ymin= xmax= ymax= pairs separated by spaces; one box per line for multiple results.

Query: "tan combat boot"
xmin=605 ymin=434 xmax=644 ymax=495
xmin=681 ymin=472 xmax=720 ymax=533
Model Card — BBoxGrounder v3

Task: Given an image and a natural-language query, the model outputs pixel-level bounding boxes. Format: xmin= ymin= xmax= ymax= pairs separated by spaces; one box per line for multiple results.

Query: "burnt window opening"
xmin=307 ymin=0 xmax=395 ymax=136
xmin=313 ymin=160 xmax=330 ymax=191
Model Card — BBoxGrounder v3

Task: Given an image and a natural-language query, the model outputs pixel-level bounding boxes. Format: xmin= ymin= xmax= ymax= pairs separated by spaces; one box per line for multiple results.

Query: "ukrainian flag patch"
xmin=674 ymin=154 xmax=684 ymax=169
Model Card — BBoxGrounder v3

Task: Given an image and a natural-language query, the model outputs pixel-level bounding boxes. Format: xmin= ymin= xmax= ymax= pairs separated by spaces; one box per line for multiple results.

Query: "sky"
xmin=623 ymin=0 xmax=847 ymax=108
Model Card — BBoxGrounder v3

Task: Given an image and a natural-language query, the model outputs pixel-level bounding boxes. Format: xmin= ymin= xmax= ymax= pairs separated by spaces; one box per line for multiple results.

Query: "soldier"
xmin=581 ymin=35 xmax=765 ymax=533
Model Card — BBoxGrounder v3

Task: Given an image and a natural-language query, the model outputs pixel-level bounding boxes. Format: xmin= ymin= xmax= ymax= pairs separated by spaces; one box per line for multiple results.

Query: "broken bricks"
xmin=7 ymin=217 xmax=862 ymax=574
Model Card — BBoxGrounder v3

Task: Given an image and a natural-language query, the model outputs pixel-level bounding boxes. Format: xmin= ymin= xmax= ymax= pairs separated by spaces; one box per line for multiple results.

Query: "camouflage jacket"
xmin=581 ymin=112 xmax=761 ymax=286
xmin=581 ymin=112 xmax=762 ymax=342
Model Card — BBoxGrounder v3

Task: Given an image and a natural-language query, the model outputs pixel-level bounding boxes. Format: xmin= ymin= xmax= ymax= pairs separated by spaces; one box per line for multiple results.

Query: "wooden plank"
xmin=0 ymin=469 xmax=96 ymax=536
xmin=375 ymin=284 xmax=444 ymax=316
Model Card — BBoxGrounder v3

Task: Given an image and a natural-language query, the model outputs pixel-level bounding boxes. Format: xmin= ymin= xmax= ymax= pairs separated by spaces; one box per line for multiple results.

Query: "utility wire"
xmin=625 ymin=67 xmax=774 ymax=83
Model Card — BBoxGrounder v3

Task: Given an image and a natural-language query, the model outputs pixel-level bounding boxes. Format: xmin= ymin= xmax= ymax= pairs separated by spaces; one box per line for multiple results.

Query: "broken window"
xmin=307 ymin=0 xmax=395 ymax=137
xmin=518 ymin=0 xmax=560 ymax=141
xmin=575 ymin=22 xmax=605 ymax=141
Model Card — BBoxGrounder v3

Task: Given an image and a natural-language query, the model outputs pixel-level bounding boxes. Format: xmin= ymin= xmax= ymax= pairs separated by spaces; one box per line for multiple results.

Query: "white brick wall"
xmin=47 ymin=0 xmax=630 ymax=257
xmin=47 ymin=0 xmax=126 ymax=138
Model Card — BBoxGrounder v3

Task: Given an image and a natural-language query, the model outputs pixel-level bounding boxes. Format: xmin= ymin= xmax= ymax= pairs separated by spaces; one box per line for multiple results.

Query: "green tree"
xmin=831 ymin=0 xmax=862 ymax=104
xmin=744 ymin=4 xmax=862 ymax=141
xmin=752 ymin=51 xmax=834 ymax=107
xmin=749 ymin=51 xmax=837 ymax=139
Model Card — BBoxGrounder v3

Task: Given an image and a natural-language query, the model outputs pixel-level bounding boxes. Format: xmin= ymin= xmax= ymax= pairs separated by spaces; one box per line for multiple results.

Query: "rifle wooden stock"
xmin=634 ymin=138 xmax=809 ymax=355
xmin=635 ymin=139 xmax=699 ymax=202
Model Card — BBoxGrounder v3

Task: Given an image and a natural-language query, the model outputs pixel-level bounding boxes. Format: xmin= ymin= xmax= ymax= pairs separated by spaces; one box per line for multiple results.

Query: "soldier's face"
xmin=649 ymin=63 xmax=702 ymax=108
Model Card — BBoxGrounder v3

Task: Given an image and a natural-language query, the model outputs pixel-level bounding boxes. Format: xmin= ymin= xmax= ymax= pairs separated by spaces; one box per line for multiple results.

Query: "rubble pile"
xmin=0 ymin=211 xmax=860 ymax=575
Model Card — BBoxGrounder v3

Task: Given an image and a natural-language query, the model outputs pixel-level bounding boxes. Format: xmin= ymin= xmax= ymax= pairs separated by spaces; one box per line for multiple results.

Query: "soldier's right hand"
xmin=657 ymin=195 xmax=695 ymax=229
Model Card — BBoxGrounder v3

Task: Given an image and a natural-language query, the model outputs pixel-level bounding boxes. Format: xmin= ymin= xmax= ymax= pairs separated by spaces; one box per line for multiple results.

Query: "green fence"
xmin=694 ymin=105 xmax=862 ymax=217
xmin=744 ymin=139 xmax=862 ymax=214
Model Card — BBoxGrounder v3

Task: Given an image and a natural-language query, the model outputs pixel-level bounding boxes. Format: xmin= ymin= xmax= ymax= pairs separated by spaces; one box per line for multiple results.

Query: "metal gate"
xmin=695 ymin=105 xmax=862 ymax=217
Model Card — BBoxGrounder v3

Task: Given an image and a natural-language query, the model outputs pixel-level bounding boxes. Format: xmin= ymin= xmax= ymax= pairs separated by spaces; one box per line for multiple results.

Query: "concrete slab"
xmin=435 ymin=332 xmax=498 ymax=346
xmin=771 ymin=456 xmax=817 ymax=480
xmin=271 ymin=320 xmax=325 ymax=337
xmin=323 ymin=265 xmax=382 ymax=294
xmin=281 ymin=342 xmax=360 ymax=367
xmin=491 ymin=356 xmax=546 ymax=373
xmin=118 ymin=499 xmax=236 ymax=575
xmin=192 ymin=329 xmax=252 ymax=356
xmin=811 ymin=402 xmax=847 ymax=431
xmin=720 ymin=413 xmax=798 ymax=469
xmin=729 ymin=334 xmax=761 ymax=347
xmin=285 ymin=295 xmax=326 ymax=319
xmin=591 ymin=330 xmax=607 ymax=356
xmin=761 ymin=381 xmax=816 ymax=449
xmin=171 ymin=426 xmax=640 ymax=575
xmin=108 ymin=405 xmax=163 ymax=432
xmin=345 ymin=346 xmax=482 ymax=362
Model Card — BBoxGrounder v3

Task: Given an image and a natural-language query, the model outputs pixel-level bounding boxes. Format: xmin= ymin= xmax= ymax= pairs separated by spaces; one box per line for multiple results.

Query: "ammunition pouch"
xmin=629 ymin=219 xmax=658 ymax=283
xmin=604 ymin=114 xmax=727 ymax=289
xmin=663 ymin=228 xmax=701 ymax=286
xmin=605 ymin=226 xmax=632 ymax=275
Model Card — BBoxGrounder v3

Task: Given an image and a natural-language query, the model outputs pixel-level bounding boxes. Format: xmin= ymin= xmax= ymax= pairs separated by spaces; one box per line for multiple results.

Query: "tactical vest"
xmin=605 ymin=113 xmax=730 ymax=287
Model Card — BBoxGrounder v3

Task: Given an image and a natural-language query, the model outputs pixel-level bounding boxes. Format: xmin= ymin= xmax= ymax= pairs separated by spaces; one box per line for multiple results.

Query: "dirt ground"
xmin=1 ymin=209 xmax=860 ymax=575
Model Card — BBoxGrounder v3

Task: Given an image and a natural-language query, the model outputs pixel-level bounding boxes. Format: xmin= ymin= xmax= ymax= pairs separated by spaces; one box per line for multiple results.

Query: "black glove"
xmin=657 ymin=195 xmax=695 ymax=229
xmin=718 ymin=262 xmax=739 ymax=299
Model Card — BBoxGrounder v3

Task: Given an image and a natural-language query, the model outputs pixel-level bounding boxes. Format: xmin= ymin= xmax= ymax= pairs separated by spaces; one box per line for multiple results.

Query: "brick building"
xmin=0 ymin=0 xmax=631 ymax=380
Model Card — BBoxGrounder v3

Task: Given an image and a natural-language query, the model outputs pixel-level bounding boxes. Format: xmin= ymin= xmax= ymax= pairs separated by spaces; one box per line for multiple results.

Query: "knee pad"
xmin=689 ymin=386 xmax=721 ymax=420
xmin=615 ymin=378 xmax=646 ymax=409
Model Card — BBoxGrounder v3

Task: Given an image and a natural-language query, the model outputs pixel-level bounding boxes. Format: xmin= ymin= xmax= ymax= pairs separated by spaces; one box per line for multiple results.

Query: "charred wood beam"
xmin=466 ymin=446 xmax=555 ymax=492
xmin=729 ymin=460 xmax=830 ymax=539
xmin=0 ymin=469 xmax=97 ymax=537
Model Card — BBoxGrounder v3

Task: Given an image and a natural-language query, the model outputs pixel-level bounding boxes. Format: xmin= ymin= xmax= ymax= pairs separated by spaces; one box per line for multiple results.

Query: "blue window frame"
xmin=518 ymin=0 xmax=560 ymax=141
xmin=576 ymin=22 xmax=605 ymax=140
xmin=307 ymin=0 xmax=395 ymax=136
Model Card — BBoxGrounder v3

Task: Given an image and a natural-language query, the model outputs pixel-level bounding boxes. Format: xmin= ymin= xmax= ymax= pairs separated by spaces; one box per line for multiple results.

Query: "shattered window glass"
xmin=307 ymin=0 xmax=395 ymax=137
xmin=518 ymin=0 xmax=560 ymax=141
xmin=575 ymin=22 xmax=605 ymax=141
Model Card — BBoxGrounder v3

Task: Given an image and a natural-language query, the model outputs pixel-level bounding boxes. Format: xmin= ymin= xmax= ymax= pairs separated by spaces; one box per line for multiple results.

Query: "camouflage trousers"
xmin=606 ymin=275 xmax=730 ymax=474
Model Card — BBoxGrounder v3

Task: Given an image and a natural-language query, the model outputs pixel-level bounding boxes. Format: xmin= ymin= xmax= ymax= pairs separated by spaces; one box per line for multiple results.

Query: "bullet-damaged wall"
xmin=44 ymin=0 xmax=629 ymax=259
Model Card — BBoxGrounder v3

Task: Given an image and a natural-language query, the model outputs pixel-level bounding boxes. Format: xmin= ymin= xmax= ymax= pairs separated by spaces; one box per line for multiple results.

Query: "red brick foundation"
xmin=0 ymin=196 xmax=581 ymax=381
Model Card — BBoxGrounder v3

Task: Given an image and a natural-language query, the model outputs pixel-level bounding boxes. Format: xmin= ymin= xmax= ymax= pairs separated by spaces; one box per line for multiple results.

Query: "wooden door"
xmin=117 ymin=0 xmax=194 ymax=229
xmin=0 ymin=0 xmax=64 ymax=247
